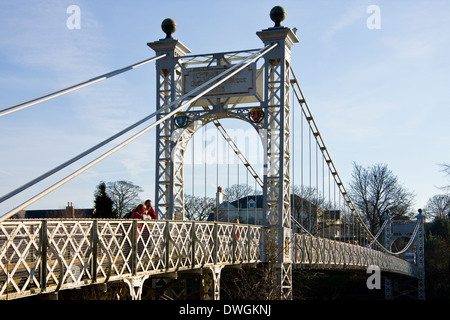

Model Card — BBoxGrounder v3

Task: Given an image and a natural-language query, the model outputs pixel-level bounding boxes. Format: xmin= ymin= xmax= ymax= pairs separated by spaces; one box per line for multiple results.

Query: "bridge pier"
xmin=123 ymin=275 xmax=150 ymax=300
xmin=201 ymin=266 xmax=223 ymax=300
xmin=276 ymin=263 xmax=293 ymax=300
xmin=383 ymin=210 xmax=426 ymax=300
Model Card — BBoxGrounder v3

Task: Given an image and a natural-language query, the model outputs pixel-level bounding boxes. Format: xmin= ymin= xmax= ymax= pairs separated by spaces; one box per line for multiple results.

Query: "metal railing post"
xmin=213 ymin=223 xmax=218 ymax=265
xmin=91 ymin=220 xmax=98 ymax=283
xmin=247 ymin=226 xmax=251 ymax=263
xmin=131 ymin=220 xmax=138 ymax=275
xmin=40 ymin=220 xmax=48 ymax=292
xmin=232 ymin=224 xmax=236 ymax=264
xmin=191 ymin=221 xmax=196 ymax=267
xmin=165 ymin=221 xmax=170 ymax=270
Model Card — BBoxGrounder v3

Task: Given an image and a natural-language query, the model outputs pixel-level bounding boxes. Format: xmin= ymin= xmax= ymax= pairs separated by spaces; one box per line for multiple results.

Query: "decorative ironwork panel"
xmin=293 ymin=233 xmax=417 ymax=276
xmin=167 ymin=221 xmax=192 ymax=270
xmin=193 ymin=222 xmax=215 ymax=267
xmin=97 ymin=220 xmax=133 ymax=279
xmin=0 ymin=221 xmax=42 ymax=299
xmin=46 ymin=221 xmax=93 ymax=289
xmin=215 ymin=223 xmax=234 ymax=264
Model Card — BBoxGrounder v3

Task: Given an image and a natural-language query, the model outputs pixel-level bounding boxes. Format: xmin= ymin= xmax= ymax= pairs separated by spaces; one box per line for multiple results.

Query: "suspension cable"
xmin=0 ymin=55 xmax=166 ymax=117
xmin=390 ymin=219 xmax=422 ymax=255
xmin=1 ymin=56 xmax=167 ymax=203
xmin=0 ymin=44 xmax=277 ymax=222
xmin=0 ymin=100 xmax=160 ymax=204
xmin=211 ymin=118 xmax=263 ymax=188
xmin=369 ymin=219 xmax=388 ymax=247
xmin=289 ymin=65 xmax=417 ymax=255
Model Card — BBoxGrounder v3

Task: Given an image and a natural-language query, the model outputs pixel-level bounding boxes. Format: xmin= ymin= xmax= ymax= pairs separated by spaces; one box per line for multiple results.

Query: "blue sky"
xmin=0 ymin=0 xmax=449 ymax=216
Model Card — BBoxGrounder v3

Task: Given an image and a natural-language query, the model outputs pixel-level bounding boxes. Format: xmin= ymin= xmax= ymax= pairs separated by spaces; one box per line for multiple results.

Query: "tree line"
xmin=350 ymin=162 xmax=450 ymax=232
xmin=92 ymin=162 xmax=450 ymax=226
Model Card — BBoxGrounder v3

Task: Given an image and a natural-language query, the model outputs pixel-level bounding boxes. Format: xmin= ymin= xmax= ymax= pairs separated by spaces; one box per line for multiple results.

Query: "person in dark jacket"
xmin=144 ymin=199 xmax=157 ymax=220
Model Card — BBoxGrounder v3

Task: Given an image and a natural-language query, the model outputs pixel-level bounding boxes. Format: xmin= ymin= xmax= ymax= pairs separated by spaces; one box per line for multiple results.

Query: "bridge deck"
xmin=0 ymin=219 xmax=417 ymax=300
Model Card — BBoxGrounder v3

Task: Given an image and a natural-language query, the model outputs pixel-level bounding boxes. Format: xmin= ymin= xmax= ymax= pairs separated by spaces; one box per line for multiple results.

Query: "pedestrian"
xmin=233 ymin=218 xmax=241 ymax=239
xmin=132 ymin=204 xmax=151 ymax=220
xmin=144 ymin=199 xmax=157 ymax=220
xmin=131 ymin=203 xmax=151 ymax=238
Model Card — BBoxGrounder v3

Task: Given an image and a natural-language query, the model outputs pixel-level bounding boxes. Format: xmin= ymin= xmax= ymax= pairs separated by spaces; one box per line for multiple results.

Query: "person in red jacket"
xmin=144 ymin=199 xmax=157 ymax=220
xmin=132 ymin=204 xmax=151 ymax=237
xmin=132 ymin=204 xmax=151 ymax=220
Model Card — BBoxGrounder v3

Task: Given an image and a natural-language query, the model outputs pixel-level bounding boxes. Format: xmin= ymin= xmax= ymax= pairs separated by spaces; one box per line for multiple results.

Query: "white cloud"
xmin=321 ymin=2 xmax=370 ymax=45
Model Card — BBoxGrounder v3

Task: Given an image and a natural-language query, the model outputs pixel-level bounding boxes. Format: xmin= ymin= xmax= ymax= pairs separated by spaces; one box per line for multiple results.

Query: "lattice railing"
xmin=293 ymin=234 xmax=417 ymax=277
xmin=0 ymin=219 xmax=263 ymax=300
xmin=0 ymin=219 xmax=417 ymax=300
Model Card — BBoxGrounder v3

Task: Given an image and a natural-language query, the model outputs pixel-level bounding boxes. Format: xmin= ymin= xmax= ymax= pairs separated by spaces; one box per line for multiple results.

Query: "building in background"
xmin=11 ymin=202 xmax=94 ymax=219
xmin=208 ymin=187 xmax=342 ymax=239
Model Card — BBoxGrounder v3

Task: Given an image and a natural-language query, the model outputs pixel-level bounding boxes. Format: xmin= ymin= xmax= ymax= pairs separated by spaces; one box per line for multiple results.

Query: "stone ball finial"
xmin=270 ymin=6 xmax=286 ymax=27
xmin=161 ymin=18 xmax=176 ymax=39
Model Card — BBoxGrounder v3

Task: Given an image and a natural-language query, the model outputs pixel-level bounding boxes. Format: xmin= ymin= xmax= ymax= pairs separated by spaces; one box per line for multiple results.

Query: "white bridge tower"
xmin=148 ymin=6 xmax=298 ymax=299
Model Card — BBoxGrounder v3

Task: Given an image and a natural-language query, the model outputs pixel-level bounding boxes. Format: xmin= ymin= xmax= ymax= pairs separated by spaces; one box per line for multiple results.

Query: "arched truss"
xmin=171 ymin=104 xmax=266 ymax=221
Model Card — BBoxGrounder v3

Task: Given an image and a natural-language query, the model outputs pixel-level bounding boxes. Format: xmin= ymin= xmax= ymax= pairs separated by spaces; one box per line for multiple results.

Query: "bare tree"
xmin=349 ymin=162 xmax=415 ymax=235
xmin=184 ymin=194 xmax=215 ymax=221
xmin=440 ymin=163 xmax=450 ymax=192
xmin=106 ymin=180 xmax=143 ymax=217
xmin=425 ymin=194 xmax=450 ymax=220
xmin=292 ymin=185 xmax=326 ymax=207
xmin=223 ymin=184 xmax=261 ymax=202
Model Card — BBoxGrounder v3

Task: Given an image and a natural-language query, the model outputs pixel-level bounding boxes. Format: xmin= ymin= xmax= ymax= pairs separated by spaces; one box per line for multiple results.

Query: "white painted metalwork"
xmin=0 ymin=219 xmax=263 ymax=300
xmin=0 ymin=44 xmax=276 ymax=223
xmin=0 ymin=55 xmax=166 ymax=118
xmin=383 ymin=211 xmax=425 ymax=299
xmin=149 ymin=41 xmax=277 ymax=220
xmin=149 ymin=12 xmax=300 ymax=299
xmin=0 ymin=219 xmax=419 ymax=300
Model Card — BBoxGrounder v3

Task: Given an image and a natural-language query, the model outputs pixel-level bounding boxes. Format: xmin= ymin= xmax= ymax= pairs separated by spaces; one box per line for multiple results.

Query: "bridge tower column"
xmin=384 ymin=209 xmax=426 ymax=300
xmin=415 ymin=209 xmax=426 ymax=300
xmin=257 ymin=6 xmax=298 ymax=300
xmin=148 ymin=19 xmax=191 ymax=220
xmin=383 ymin=211 xmax=393 ymax=299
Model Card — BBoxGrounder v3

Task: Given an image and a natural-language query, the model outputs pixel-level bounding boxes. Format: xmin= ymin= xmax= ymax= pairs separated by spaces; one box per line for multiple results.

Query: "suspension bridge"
xmin=0 ymin=7 xmax=425 ymax=301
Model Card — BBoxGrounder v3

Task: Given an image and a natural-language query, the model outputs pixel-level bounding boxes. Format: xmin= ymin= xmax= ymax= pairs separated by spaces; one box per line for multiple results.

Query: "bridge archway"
xmin=171 ymin=109 xmax=266 ymax=221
